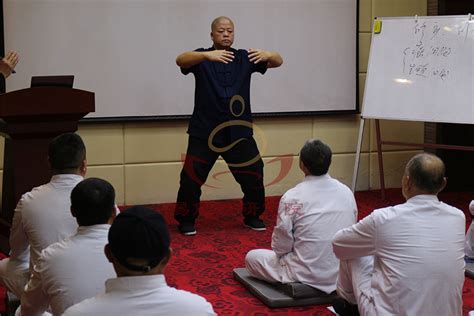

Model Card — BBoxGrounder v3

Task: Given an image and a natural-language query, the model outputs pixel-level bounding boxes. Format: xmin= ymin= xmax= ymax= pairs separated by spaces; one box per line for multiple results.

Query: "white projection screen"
xmin=3 ymin=0 xmax=357 ymax=119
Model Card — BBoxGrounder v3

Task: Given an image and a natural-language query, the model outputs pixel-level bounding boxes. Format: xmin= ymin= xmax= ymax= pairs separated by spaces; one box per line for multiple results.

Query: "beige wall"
xmin=4 ymin=0 xmax=428 ymax=207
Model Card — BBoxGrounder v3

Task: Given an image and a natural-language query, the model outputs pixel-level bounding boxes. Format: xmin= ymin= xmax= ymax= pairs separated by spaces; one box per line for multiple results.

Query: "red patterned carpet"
xmin=1 ymin=189 xmax=473 ymax=315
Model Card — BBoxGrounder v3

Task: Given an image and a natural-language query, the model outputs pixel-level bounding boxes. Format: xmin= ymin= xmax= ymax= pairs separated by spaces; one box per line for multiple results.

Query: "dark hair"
xmin=71 ymin=178 xmax=115 ymax=226
xmin=406 ymin=153 xmax=445 ymax=194
xmin=48 ymin=133 xmax=86 ymax=173
xmin=299 ymin=139 xmax=332 ymax=176
xmin=108 ymin=206 xmax=170 ymax=273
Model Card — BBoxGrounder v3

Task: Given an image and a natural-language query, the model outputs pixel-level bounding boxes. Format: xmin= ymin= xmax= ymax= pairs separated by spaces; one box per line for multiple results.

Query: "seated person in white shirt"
xmin=63 ymin=206 xmax=216 ymax=316
xmin=19 ymin=178 xmax=117 ymax=316
xmin=332 ymin=153 xmax=465 ymax=316
xmin=0 ymin=133 xmax=87 ymax=298
xmin=466 ymin=200 xmax=474 ymax=260
xmin=245 ymin=139 xmax=358 ymax=294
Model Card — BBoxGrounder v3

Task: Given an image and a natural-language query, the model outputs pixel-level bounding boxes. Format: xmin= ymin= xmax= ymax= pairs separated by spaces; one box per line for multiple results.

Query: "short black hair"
xmin=108 ymin=206 xmax=170 ymax=273
xmin=48 ymin=133 xmax=86 ymax=173
xmin=71 ymin=178 xmax=115 ymax=226
xmin=299 ymin=139 xmax=332 ymax=176
xmin=406 ymin=153 xmax=445 ymax=194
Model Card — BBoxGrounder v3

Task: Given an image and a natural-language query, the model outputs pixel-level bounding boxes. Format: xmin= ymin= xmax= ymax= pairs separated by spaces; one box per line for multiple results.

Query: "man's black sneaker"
xmin=178 ymin=222 xmax=196 ymax=236
xmin=244 ymin=217 xmax=266 ymax=231
xmin=332 ymin=297 xmax=360 ymax=316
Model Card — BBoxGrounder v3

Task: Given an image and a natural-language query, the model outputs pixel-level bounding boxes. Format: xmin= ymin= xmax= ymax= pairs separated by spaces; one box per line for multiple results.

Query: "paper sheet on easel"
xmin=362 ymin=15 xmax=474 ymax=125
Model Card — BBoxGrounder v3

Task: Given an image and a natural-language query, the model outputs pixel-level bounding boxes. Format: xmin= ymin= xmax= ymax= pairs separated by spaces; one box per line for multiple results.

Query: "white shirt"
xmin=9 ymin=174 xmax=83 ymax=269
xmin=466 ymin=223 xmax=474 ymax=258
xmin=272 ymin=174 xmax=357 ymax=293
xmin=466 ymin=200 xmax=474 ymax=258
xmin=62 ymin=274 xmax=216 ymax=316
xmin=20 ymin=224 xmax=115 ymax=316
xmin=333 ymin=195 xmax=465 ymax=316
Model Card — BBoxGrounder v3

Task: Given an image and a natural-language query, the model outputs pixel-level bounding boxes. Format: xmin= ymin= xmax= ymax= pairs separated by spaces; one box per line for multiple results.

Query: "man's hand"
xmin=248 ymin=48 xmax=283 ymax=68
xmin=0 ymin=51 xmax=19 ymax=78
xmin=204 ymin=50 xmax=234 ymax=64
xmin=248 ymin=48 xmax=270 ymax=64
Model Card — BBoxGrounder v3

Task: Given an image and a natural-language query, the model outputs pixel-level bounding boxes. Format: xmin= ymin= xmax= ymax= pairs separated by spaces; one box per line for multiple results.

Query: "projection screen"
xmin=3 ymin=0 xmax=357 ymax=119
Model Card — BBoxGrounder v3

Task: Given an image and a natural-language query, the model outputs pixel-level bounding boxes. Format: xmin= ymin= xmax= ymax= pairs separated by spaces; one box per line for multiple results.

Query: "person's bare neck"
xmin=114 ymin=264 xmax=164 ymax=278
xmin=404 ymin=187 xmax=437 ymax=200
xmin=51 ymin=169 xmax=82 ymax=176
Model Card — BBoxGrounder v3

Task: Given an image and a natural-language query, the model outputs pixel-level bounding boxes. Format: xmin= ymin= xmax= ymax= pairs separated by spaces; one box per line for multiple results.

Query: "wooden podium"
xmin=0 ymin=87 xmax=94 ymax=251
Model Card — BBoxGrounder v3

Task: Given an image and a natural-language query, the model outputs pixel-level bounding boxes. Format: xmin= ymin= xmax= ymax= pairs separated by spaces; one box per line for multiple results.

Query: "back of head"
xmin=299 ymin=139 xmax=332 ymax=176
xmin=406 ymin=153 xmax=446 ymax=194
xmin=71 ymin=178 xmax=115 ymax=226
xmin=108 ymin=206 xmax=170 ymax=274
xmin=49 ymin=133 xmax=86 ymax=174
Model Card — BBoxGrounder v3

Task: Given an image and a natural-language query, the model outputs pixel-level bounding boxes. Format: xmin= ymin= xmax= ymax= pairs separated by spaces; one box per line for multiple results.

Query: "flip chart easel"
xmin=352 ymin=14 xmax=474 ymax=198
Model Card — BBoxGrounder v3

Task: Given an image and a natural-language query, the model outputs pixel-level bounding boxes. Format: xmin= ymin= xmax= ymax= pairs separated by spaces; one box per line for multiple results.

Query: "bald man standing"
xmin=175 ymin=16 xmax=282 ymax=235
xmin=332 ymin=153 xmax=465 ymax=316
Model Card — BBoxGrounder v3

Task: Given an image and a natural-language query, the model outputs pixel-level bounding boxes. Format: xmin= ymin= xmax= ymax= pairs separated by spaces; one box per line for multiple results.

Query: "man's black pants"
xmin=175 ymin=136 xmax=265 ymax=224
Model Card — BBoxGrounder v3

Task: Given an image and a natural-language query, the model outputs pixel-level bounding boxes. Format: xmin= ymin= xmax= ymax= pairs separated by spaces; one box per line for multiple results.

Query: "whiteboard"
xmin=3 ymin=0 xmax=357 ymax=119
xmin=362 ymin=15 xmax=474 ymax=124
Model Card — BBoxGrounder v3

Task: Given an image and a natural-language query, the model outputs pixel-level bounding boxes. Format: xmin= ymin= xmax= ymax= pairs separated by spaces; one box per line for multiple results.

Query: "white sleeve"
xmin=62 ymin=304 xmax=87 ymax=316
xmin=466 ymin=222 xmax=474 ymax=258
xmin=271 ymin=195 xmax=296 ymax=256
xmin=469 ymin=200 xmax=474 ymax=216
xmin=20 ymin=250 xmax=50 ymax=316
xmin=9 ymin=197 xmax=30 ymax=260
xmin=332 ymin=212 xmax=377 ymax=260
xmin=352 ymin=195 xmax=359 ymax=223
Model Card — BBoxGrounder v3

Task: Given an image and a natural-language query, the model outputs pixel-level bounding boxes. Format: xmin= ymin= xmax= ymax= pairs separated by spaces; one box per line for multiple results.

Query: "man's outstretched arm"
xmin=248 ymin=49 xmax=283 ymax=68
xmin=176 ymin=50 xmax=234 ymax=69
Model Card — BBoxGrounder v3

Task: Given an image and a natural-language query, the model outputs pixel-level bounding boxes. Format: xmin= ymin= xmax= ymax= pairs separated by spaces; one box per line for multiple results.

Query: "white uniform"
xmin=465 ymin=200 xmax=474 ymax=259
xmin=333 ymin=195 xmax=465 ymax=316
xmin=0 ymin=174 xmax=82 ymax=298
xmin=62 ymin=274 xmax=216 ymax=316
xmin=19 ymin=224 xmax=116 ymax=316
xmin=246 ymin=174 xmax=357 ymax=293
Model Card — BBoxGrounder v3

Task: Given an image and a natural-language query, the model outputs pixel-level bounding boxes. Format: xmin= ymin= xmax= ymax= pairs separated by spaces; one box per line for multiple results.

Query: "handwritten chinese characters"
xmin=401 ymin=20 xmax=465 ymax=81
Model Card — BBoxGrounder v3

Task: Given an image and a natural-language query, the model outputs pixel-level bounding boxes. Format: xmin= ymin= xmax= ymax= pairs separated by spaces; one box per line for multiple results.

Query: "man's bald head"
xmin=210 ymin=16 xmax=234 ymax=49
xmin=405 ymin=153 xmax=446 ymax=194
xmin=211 ymin=16 xmax=234 ymax=31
